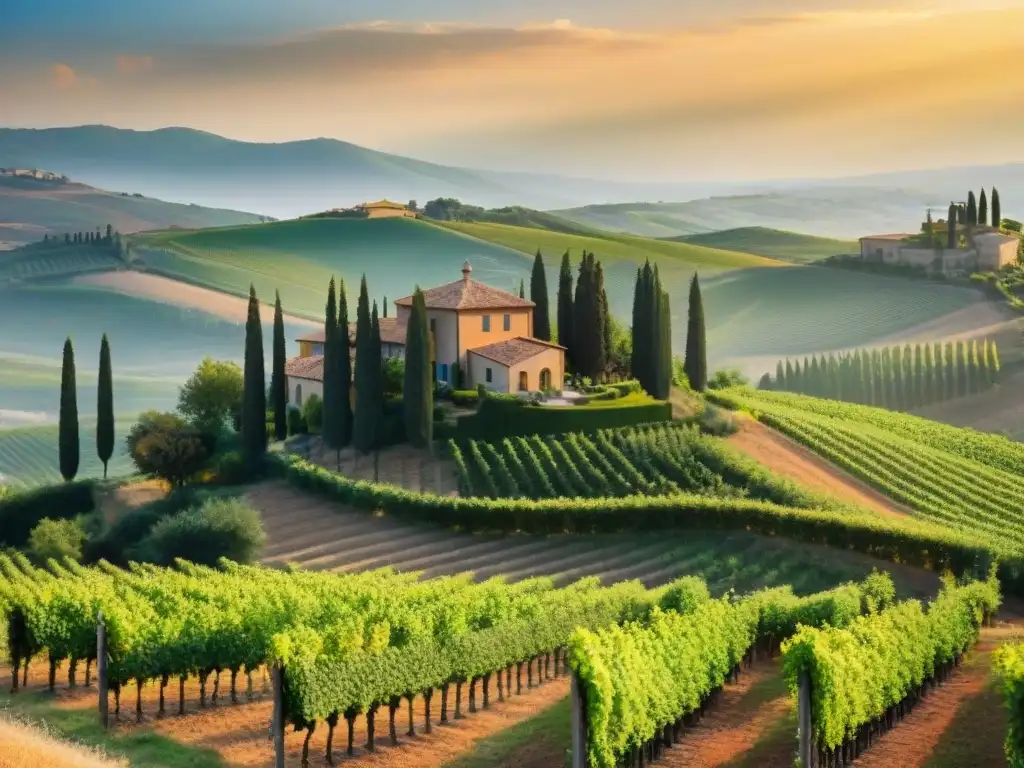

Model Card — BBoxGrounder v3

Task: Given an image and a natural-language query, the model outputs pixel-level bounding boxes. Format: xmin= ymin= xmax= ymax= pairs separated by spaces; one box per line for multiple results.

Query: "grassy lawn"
xmin=674 ymin=227 xmax=859 ymax=264
xmin=0 ymin=688 xmax=225 ymax=768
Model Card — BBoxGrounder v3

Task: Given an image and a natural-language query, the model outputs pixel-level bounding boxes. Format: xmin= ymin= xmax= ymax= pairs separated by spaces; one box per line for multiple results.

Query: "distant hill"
xmin=672 ymin=227 xmax=859 ymax=264
xmin=553 ymin=188 xmax=952 ymax=240
xmin=0 ymin=173 xmax=265 ymax=247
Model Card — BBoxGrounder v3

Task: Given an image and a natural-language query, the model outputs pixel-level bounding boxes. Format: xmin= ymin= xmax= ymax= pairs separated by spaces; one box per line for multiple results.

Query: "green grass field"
xmin=0 ymin=420 xmax=135 ymax=488
xmin=711 ymin=387 xmax=1024 ymax=551
xmin=674 ymin=227 xmax=859 ymax=264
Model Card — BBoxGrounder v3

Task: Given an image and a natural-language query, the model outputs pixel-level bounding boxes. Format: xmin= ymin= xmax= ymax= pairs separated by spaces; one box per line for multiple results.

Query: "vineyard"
xmin=759 ymin=338 xmax=1001 ymax=409
xmin=0 ymin=249 xmax=122 ymax=282
xmin=710 ymin=388 xmax=1024 ymax=551
xmin=449 ymin=423 xmax=736 ymax=500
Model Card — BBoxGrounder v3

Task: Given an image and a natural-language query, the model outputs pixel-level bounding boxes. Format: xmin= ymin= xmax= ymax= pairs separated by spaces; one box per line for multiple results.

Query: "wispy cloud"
xmin=116 ymin=54 xmax=153 ymax=74
xmin=50 ymin=62 xmax=77 ymax=89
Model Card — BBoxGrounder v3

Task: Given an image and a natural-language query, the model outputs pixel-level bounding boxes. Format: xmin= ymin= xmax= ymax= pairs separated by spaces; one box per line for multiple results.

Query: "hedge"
xmin=269 ymin=453 xmax=1024 ymax=594
xmin=452 ymin=393 xmax=671 ymax=439
xmin=0 ymin=481 xmax=96 ymax=547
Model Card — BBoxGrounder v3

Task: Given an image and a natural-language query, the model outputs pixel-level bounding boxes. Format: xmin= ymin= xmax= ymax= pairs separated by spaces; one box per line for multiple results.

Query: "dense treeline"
xmin=42 ymin=224 xmax=125 ymax=258
xmin=758 ymin=339 xmax=1001 ymax=410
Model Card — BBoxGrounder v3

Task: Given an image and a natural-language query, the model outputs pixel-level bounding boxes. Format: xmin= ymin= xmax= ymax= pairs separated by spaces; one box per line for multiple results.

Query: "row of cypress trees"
xmin=946 ymin=187 xmax=1003 ymax=248
xmin=758 ymin=339 xmax=1001 ymax=411
xmin=631 ymin=261 xmax=674 ymax=398
xmin=551 ymin=250 xmax=612 ymax=383
xmin=58 ymin=334 xmax=115 ymax=481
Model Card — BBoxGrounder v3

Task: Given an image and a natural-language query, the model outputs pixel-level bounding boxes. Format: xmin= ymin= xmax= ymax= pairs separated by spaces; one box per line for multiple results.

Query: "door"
xmin=518 ymin=371 xmax=528 ymax=391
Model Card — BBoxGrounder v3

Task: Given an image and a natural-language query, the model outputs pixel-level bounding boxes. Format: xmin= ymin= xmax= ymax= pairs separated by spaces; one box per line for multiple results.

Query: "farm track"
xmin=726 ymin=417 xmax=911 ymax=519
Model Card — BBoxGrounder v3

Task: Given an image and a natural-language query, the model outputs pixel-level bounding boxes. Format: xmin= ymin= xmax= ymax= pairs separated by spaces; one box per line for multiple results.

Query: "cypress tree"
xmin=913 ymin=343 xmax=925 ymax=408
xmin=903 ymin=344 xmax=914 ymax=408
xmin=922 ymin=343 xmax=934 ymax=405
xmin=655 ymin=277 xmax=672 ymax=399
xmin=631 ymin=264 xmax=651 ymax=389
xmin=979 ymin=189 xmax=989 ymax=227
xmin=991 ymin=340 xmax=1002 ymax=381
xmin=967 ymin=191 xmax=978 ymax=226
xmin=353 ymin=276 xmax=376 ymax=454
xmin=241 ymin=285 xmax=267 ymax=473
xmin=370 ymin=301 xmax=384 ymax=446
xmin=530 ymin=250 xmax=551 ymax=341
xmin=944 ymin=341 xmax=956 ymax=400
xmin=58 ymin=338 xmax=80 ymax=481
xmin=518 ymin=279 xmax=525 ymax=299
xmin=383 ymin=297 xmax=388 ymax=318
xmin=683 ymin=273 xmax=707 ymax=392
xmin=573 ymin=254 xmax=592 ymax=380
xmin=270 ymin=291 xmax=287 ymax=441
xmin=775 ymin=361 xmax=786 ymax=390
xmin=758 ymin=373 xmax=772 ymax=389
xmin=337 ymin=279 xmax=353 ymax=446
xmin=322 ymin=279 xmax=341 ymax=448
xmin=785 ymin=359 xmax=794 ymax=391
xmin=956 ymin=341 xmax=968 ymax=397
xmin=992 ymin=188 xmax=1002 ymax=228
xmin=809 ymin=356 xmax=821 ymax=397
xmin=557 ymin=251 xmax=574 ymax=369
xmin=403 ymin=287 xmax=432 ymax=448
xmin=947 ymin=203 xmax=957 ymax=249
xmin=96 ymin=334 xmax=114 ymax=479
xmin=968 ymin=340 xmax=980 ymax=395
xmin=650 ymin=264 xmax=666 ymax=396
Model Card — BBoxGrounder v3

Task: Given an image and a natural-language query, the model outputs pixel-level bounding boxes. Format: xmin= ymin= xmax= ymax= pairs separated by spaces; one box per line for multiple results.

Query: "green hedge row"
xmin=270 ymin=453 xmax=1024 ymax=593
xmin=0 ymin=481 xmax=97 ymax=547
xmin=451 ymin=395 xmax=671 ymax=440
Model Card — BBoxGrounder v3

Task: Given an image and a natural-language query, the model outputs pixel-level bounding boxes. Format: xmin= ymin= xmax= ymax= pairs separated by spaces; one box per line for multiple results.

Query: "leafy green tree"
xmin=683 ymin=273 xmax=707 ymax=392
xmin=59 ymin=338 xmax=79 ymax=481
xmin=29 ymin=518 xmax=86 ymax=565
xmin=979 ymin=188 xmax=989 ymax=227
xmin=96 ymin=333 xmax=114 ymax=478
xmin=270 ymin=292 xmax=288 ymax=441
xmin=530 ymin=250 xmax=551 ymax=341
xmin=992 ymin=188 xmax=1002 ymax=228
xmin=132 ymin=423 xmax=209 ymax=488
xmin=556 ymin=251 xmax=574 ymax=367
xmin=178 ymin=357 xmax=244 ymax=433
xmin=403 ymin=287 xmax=433 ymax=448
xmin=241 ymin=285 xmax=267 ymax=472
xmin=758 ymin=372 xmax=772 ymax=390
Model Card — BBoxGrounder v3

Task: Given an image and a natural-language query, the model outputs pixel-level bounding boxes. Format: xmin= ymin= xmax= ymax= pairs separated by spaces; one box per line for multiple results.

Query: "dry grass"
xmin=0 ymin=714 xmax=127 ymax=768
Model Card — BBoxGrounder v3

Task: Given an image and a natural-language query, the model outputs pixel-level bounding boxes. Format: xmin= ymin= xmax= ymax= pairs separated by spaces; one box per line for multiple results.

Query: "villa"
xmin=285 ymin=261 xmax=565 ymax=406
xmin=858 ymin=224 xmax=1018 ymax=276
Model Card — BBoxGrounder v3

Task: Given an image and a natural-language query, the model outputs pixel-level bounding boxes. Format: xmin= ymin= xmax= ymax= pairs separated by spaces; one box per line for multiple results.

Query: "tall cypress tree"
xmin=370 ymin=301 xmax=384 ymax=447
xmin=322 ymin=279 xmax=341 ymax=448
xmin=956 ymin=341 xmax=968 ymax=397
xmin=597 ymin=261 xmax=612 ymax=380
xmin=631 ymin=264 xmax=650 ymax=388
xmin=557 ymin=251 xmax=574 ymax=368
xmin=992 ymin=188 xmax=1002 ymax=228
xmin=96 ymin=334 xmax=114 ymax=478
xmin=382 ymin=297 xmax=388 ymax=318
xmin=241 ymin=285 xmax=267 ymax=472
xmin=270 ymin=291 xmax=287 ymax=441
xmin=655 ymin=271 xmax=671 ymax=399
xmin=353 ymin=276 xmax=376 ymax=454
xmin=403 ymin=287 xmax=432 ymax=448
xmin=530 ymin=250 xmax=551 ymax=341
xmin=913 ymin=343 xmax=925 ymax=408
xmin=944 ymin=341 xmax=956 ymax=400
xmin=573 ymin=253 xmax=605 ymax=382
xmin=683 ymin=272 xmax=707 ymax=392
xmin=979 ymin=189 xmax=989 ymax=227
xmin=518 ymin=279 xmax=525 ymax=299
xmin=922 ymin=343 xmax=934 ymax=404
xmin=58 ymin=338 xmax=79 ymax=481
xmin=337 ymin=279 xmax=353 ymax=447
xmin=966 ymin=191 xmax=978 ymax=226
xmin=775 ymin=361 xmax=786 ymax=390
xmin=947 ymin=203 xmax=957 ymax=249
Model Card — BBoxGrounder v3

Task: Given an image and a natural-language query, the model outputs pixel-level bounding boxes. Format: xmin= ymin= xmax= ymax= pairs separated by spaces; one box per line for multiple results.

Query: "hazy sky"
xmin=3 ymin=0 xmax=1024 ymax=181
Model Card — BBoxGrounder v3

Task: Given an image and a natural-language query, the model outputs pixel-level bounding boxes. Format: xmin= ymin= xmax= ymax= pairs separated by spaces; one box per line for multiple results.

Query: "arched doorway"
xmin=539 ymin=368 xmax=552 ymax=390
xmin=518 ymin=371 xmax=528 ymax=391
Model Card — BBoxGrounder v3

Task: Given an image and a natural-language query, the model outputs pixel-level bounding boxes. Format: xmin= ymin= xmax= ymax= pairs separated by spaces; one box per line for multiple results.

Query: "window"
xmin=482 ymin=315 xmax=491 ymax=332
xmin=311 ymin=343 xmax=324 ymax=356
xmin=440 ymin=364 xmax=449 ymax=382
xmin=430 ymin=319 xmax=437 ymax=334
xmin=485 ymin=367 xmax=493 ymax=383
xmin=518 ymin=371 xmax=528 ymax=391
xmin=503 ymin=313 xmax=511 ymax=331
xmin=295 ymin=384 xmax=303 ymax=406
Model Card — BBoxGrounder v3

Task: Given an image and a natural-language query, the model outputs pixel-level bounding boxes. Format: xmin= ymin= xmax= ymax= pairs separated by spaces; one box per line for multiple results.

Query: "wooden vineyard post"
xmin=798 ymin=669 xmax=813 ymax=768
xmin=97 ymin=611 xmax=109 ymax=729
xmin=271 ymin=665 xmax=285 ymax=768
xmin=570 ymin=672 xmax=587 ymax=768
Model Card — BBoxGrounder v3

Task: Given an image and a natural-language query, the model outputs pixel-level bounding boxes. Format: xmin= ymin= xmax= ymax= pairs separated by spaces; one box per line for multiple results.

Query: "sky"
xmin=3 ymin=0 xmax=1024 ymax=181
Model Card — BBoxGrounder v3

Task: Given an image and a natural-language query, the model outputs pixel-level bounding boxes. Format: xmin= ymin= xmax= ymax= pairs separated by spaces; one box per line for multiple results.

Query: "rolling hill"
xmin=0 ymin=173 xmax=264 ymax=248
xmin=673 ymin=227 xmax=859 ymax=264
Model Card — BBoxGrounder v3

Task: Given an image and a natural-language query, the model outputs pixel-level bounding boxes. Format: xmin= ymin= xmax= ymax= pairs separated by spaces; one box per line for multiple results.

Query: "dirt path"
xmin=727 ymin=417 xmax=910 ymax=519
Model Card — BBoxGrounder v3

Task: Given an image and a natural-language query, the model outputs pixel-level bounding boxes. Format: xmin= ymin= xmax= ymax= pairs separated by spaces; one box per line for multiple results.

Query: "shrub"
xmin=302 ymin=394 xmax=323 ymax=432
xmin=0 ymin=481 xmax=96 ymax=547
xmin=212 ymin=451 xmax=249 ymax=485
xmin=451 ymin=390 xmax=480 ymax=407
xmin=699 ymin=405 xmax=739 ymax=437
xmin=287 ymin=407 xmax=308 ymax=436
xmin=28 ymin=518 xmax=86 ymax=564
xmin=708 ymin=369 xmax=749 ymax=390
xmin=133 ymin=497 xmax=266 ymax=567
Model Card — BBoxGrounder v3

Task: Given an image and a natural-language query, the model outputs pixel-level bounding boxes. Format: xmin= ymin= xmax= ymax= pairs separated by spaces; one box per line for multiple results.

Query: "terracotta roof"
xmin=468 ymin=337 xmax=565 ymax=367
xmin=973 ymin=232 xmax=1019 ymax=245
xmin=396 ymin=279 xmax=534 ymax=311
xmin=361 ymin=200 xmax=407 ymax=210
xmin=859 ymin=234 xmax=914 ymax=241
xmin=296 ymin=317 xmax=407 ymax=346
xmin=285 ymin=355 xmax=324 ymax=381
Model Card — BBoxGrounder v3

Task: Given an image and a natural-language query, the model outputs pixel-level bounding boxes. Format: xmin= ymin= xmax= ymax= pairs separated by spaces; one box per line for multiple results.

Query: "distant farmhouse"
xmin=859 ymin=206 xmax=1018 ymax=276
xmin=0 ymin=168 xmax=67 ymax=182
xmin=285 ymin=261 xmax=566 ymax=407
xmin=320 ymin=200 xmax=417 ymax=220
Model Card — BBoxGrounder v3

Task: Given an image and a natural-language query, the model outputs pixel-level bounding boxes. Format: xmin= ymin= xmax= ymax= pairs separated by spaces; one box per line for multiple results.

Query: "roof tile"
xmin=468 ymin=337 xmax=565 ymax=367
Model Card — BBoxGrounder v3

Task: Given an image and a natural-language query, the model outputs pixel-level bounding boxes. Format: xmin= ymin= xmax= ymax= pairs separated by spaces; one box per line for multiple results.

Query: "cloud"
xmin=50 ymin=62 xmax=77 ymax=89
xmin=116 ymin=54 xmax=153 ymax=74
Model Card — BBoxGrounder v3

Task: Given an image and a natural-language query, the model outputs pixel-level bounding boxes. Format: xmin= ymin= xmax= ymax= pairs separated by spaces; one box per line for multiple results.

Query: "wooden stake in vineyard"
xmin=272 ymin=666 xmax=286 ymax=768
xmin=570 ymin=673 xmax=588 ymax=768
xmin=798 ymin=670 xmax=814 ymax=768
xmin=97 ymin=611 xmax=109 ymax=729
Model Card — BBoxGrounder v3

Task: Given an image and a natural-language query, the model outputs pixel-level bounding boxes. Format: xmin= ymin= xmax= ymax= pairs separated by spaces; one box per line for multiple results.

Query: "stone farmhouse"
xmin=285 ymin=261 xmax=565 ymax=407
xmin=858 ymin=223 xmax=1018 ymax=276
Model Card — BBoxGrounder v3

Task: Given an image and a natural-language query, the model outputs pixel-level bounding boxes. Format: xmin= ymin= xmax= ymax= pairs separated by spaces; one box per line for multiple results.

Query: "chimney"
xmin=462 ymin=260 xmax=472 ymax=284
